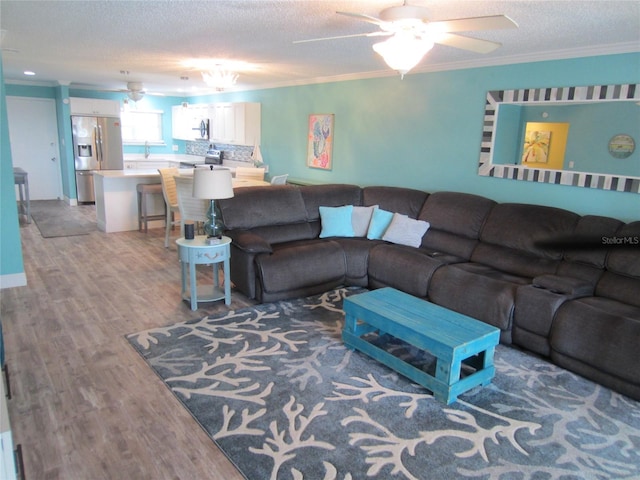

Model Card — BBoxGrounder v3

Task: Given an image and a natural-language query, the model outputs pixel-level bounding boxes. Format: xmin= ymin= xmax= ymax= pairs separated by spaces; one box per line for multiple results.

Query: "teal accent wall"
xmin=0 ymin=56 xmax=26 ymax=287
xmin=207 ymin=52 xmax=639 ymax=221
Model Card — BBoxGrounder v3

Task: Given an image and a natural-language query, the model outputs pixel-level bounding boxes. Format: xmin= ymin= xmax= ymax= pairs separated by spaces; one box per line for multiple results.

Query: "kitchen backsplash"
xmin=186 ymin=140 xmax=255 ymax=163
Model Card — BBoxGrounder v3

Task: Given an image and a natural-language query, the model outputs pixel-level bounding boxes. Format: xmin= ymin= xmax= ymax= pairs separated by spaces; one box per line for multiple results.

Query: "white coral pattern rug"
xmin=126 ymin=288 xmax=640 ymax=479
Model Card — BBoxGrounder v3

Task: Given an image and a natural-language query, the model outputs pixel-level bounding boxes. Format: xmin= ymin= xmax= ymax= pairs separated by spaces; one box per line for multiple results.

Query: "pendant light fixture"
xmin=201 ymin=66 xmax=239 ymax=91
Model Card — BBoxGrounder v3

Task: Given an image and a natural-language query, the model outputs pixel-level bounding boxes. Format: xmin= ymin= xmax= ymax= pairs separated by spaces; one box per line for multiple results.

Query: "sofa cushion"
xmin=244 ymin=223 xmax=314 ymax=245
xmin=319 ymin=205 xmax=354 ymax=238
xmin=417 ymin=191 xmax=496 ymax=259
xmin=605 ymin=221 xmax=640 ymax=278
xmin=255 ymin=239 xmax=346 ymax=295
xmin=551 ymin=296 xmax=640 ymax=385
xmin=220 ymin=185 xmax=307 ymax=229
xmin=480 ymin=203 xmax=579 ymax=259
xmin=300 ymin=184 xmax=362 ymax=222
xmin=334 ymin=237 xmax=383 ymax=285
xmin=471 ymin=203 xmax=579 ymax=278
xmin=428 ymin=262 xmax=531 ymax=342
xmin=382 ymin=213 xmax=430 ymax=248
xmin=564 ymin=215 xmax=625 ymax=268
xmin=362 ymin=186 xmax=428 ymax=218
xmin=594 ymin=221 xmax=640 ymax=308
xmin=418 ymin=191 xmax=496 ymax=239
xmin=367 ymin=209 xmax=394 ymax=239
xmin=369 ymin=244 xmax=447 ymax=298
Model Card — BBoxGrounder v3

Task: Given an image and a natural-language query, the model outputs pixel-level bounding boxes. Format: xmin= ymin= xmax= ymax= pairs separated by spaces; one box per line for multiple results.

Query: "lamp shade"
xmin=192 ymin=167 xmax=234 ymax=200
xmin=373 ymin=33 xmax=434 ymax=77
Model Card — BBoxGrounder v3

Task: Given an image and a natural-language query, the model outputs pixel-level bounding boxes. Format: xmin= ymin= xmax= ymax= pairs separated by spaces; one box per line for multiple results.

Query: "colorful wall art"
xmin=307 ymin=114 xmax=334 ymax=170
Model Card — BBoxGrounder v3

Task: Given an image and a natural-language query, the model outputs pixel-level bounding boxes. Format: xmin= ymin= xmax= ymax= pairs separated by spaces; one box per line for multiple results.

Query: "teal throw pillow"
xmin=319 ymin=205 xmax=355 ymax=238
xmin=366 ymin=208 xmax=394 ymax=240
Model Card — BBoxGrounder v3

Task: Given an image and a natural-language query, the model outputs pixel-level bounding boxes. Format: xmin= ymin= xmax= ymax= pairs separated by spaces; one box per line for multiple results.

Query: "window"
xmin=120 ymin=110 xmax=164 ymax=145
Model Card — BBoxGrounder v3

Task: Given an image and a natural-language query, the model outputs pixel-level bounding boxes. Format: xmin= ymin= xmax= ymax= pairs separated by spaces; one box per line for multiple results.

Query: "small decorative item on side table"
xmin=176 ymin=235 xmax=231 ymax=310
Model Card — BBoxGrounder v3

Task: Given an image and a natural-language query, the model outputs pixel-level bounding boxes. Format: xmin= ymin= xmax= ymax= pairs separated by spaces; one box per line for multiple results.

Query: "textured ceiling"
xmin=1 ymin=0 xmax=639 ymax=96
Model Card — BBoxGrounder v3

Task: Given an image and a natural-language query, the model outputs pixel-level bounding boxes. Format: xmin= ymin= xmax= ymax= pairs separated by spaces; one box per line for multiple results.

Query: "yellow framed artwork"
xmin=520 ymin=122 xmax=570 ymax=170
xmin=307 ymin=114 xmax=334 ymax=170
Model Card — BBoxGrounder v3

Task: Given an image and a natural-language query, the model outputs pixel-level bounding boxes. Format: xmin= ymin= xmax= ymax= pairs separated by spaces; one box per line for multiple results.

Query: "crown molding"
xmin=413 ymin=41 xmax=640 ymax=74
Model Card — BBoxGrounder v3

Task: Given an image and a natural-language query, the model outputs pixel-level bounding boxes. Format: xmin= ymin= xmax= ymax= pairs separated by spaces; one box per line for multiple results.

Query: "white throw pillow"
xmin=352 ymin=205 xmax=378 ymax=237
xmin=382 ymin=213 xmax=430 ymax=248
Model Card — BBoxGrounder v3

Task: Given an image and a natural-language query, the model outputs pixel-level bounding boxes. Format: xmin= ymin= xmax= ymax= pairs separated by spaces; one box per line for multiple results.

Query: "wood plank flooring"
xmin=1 ymin=202 xmax=255 ymax=479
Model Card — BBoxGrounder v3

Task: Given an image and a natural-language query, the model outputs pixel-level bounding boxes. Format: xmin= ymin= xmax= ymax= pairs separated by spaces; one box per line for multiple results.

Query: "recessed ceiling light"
xmin=23 ymin=70 xmax=35 ymax=76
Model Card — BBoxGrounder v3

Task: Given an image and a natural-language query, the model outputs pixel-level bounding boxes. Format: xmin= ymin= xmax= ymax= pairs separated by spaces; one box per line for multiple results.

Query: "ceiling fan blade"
xmin=336 ymin=11 xmax=385 ymax=26
xmin=435 ymin=33 xmax=502 ymax=54
xmin=293 ymin=31 xmax=390 ymax=44
xmin=429 ymin=15 xmax=518 ymax=33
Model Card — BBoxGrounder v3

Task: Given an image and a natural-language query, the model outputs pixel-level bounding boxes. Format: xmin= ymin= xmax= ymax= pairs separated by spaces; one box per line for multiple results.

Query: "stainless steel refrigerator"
xmin=72 ymin=115 xmax=124 ymax=203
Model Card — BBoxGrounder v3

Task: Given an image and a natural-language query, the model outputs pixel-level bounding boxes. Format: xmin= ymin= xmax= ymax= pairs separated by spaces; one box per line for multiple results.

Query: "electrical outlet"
xmin=264 ymin=165 xmax=269 ymax=173
xmin=172 ymin=144 xmax=179 ymax=152
xmin=568 ymin=161 xmax=574 ymax=168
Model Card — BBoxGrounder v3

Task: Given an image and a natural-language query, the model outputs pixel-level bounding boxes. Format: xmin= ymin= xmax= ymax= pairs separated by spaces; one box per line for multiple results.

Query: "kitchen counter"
xmin=123 ymin=154 xmax=258 ymax=170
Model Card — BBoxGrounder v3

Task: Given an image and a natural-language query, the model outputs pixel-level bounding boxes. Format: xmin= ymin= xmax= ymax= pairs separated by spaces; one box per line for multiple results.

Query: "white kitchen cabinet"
xmin=70 ymin=97 xmax=120 ymax=117
xmin=210 ymin=102 xmax=261 ymax=146
xmin=172 ymin=104 xmax=210 ymax=140
xmin=171 ymin=105 xmax=191 ymax=140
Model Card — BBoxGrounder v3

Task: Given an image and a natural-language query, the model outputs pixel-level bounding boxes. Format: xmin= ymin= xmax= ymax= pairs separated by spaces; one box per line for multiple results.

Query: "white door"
xmin=7 ymin=96 xmax=62 ymax=200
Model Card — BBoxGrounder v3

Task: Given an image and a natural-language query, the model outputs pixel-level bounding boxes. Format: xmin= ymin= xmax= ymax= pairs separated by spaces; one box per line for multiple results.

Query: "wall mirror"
xmin=478 ymin=83 xmax=640 ymax=193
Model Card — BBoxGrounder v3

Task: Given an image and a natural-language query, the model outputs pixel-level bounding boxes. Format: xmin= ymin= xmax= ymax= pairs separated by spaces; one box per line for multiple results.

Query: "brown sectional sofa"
xmin=219 ymin=184 xmax=640 ymax=400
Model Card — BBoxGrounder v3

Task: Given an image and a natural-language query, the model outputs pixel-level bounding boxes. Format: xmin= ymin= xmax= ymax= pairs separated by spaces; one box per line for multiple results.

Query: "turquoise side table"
xmin=176 ymin=235 xmax=231 ymax=310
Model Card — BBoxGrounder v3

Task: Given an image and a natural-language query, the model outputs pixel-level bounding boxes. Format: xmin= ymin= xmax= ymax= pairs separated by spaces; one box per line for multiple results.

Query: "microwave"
xmin=193 ymin=118 xmax=209 ymax=140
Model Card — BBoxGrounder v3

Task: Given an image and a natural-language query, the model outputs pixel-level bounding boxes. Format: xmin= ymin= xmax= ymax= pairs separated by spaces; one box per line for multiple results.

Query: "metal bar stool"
xmin=136 ymin=183 xmax=166 ymax=233
xmin=13 ymin=167 xmax=30 ymax=223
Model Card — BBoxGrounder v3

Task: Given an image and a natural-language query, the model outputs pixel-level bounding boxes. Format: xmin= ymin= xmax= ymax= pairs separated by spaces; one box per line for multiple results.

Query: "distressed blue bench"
xmin=342 ymin=288 xmax=500 ymax=404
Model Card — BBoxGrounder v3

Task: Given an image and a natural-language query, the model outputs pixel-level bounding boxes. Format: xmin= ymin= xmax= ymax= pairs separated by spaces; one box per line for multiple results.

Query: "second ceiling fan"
xmin=296 ymin=2 xmax=518 ymax=77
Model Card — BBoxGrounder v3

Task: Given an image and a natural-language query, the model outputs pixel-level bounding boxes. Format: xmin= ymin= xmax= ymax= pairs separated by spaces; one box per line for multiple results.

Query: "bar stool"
xmin=136 ymin=183 xmax=165 ymax=233
xmin=13 ymin=167 xmax=31 ymax=223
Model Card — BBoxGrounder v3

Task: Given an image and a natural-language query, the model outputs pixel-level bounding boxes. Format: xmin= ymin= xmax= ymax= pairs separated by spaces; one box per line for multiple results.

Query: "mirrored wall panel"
xmin=478 ymin=84 xmax=640 ymax=193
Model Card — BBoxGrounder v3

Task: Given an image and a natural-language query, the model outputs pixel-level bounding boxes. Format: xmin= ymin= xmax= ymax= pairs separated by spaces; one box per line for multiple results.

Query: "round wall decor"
xmin=608 ymin=134 xmax=635 ymax=159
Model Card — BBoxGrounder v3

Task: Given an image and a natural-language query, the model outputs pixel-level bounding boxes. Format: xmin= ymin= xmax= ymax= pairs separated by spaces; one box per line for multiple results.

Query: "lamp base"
xmin=204 ymin=199 xmax=225 ymax=240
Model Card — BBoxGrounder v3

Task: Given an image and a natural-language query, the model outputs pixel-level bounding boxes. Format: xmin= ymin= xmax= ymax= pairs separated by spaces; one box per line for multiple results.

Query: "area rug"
xmin=30 ymin=200 xmax=96 ymax=238
xmin=126 ymin=288 xmax=640 ymax=480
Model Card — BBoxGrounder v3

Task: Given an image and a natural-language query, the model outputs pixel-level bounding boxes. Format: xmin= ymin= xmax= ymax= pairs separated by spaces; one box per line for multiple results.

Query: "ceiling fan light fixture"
xmin=126 ymin=81 xmax=145 ymax=101
xmin=127 ymin=90 xmax=144 ymax=101
xmin=373 ymin=33 xmax=434 ymax=78
xmin=201 ymin=67 xmax=239 ymax=91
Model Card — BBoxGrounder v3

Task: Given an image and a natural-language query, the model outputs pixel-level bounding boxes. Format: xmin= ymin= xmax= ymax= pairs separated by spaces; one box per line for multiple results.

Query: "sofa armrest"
xmin=532 ymin=274 xmax=593 ymax=296
xmin=227 ymin=230 xmax=273 ymax=254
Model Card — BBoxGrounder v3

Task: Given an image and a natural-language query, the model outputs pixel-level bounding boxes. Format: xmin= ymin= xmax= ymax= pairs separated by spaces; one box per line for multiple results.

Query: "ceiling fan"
xmin=295 ymin=1 xmax=518 ymax=76
xmin=122 ymin=81 xmax=146 ymax=101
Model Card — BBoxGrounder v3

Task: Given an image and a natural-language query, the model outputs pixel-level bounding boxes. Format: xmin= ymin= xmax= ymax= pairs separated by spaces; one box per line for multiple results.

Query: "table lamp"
xmin=192 ymin=166 xmax=234 ymax=243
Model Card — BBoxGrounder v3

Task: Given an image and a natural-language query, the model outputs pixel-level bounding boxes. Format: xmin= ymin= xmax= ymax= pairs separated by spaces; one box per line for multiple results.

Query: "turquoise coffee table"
xmin=343 ymin=288 xmax=500 ymax=404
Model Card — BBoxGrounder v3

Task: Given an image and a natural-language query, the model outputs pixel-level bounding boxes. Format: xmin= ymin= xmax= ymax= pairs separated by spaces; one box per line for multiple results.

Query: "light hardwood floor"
xmin=1 ymin=203 xmax=255 ymax=479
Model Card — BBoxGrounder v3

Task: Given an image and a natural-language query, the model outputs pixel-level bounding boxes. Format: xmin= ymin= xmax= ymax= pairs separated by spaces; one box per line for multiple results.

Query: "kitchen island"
xmin=94 ymin=169 xmax=167 ymax=233
xmin=94 ymin=165 xmax=269 ymax=233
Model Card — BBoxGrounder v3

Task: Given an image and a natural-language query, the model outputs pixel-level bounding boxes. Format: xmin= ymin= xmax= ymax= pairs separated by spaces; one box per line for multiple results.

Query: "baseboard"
xmin=0 ymin=273 xmax=27 ymax=290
